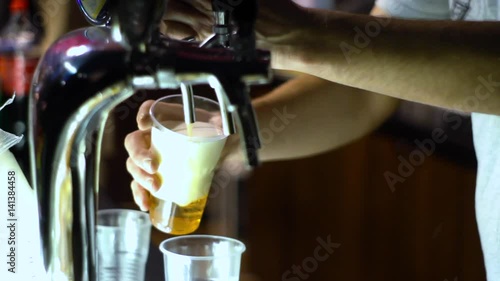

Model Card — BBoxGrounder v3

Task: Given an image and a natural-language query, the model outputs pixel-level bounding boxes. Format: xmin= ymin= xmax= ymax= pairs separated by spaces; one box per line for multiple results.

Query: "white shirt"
xmin=374 ymin=0 xmax=500 ymax=279
xmin=377 ymin=0 xmax=499 ymax=19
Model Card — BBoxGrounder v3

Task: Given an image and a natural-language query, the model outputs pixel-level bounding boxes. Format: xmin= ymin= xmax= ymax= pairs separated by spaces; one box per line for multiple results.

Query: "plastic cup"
xmin=159 ymin=235 xmax=246 ymax=281
xmin=96 ymin=209 xmax=152 ymax=281
xmin=148 ymin=94 xmax=228 ymax=235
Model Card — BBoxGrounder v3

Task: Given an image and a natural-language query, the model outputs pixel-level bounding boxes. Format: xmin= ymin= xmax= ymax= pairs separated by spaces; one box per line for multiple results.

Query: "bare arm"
xmin=223 ymin=74 xmax=399 ymax=163
xmin=269 ymin=6 xmax=500 ymax=114
xmin=237 ymin=7 xmax=399 ymax=162
xmin=155 ymin=2 xmax=401 ymax=163
xmin=125 ymin=2 xmax=402 ymax=209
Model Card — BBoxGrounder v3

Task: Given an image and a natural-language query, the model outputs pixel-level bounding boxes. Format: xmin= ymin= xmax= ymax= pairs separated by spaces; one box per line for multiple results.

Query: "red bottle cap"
xmin=10 ymin=0 xmax=29 ymax=12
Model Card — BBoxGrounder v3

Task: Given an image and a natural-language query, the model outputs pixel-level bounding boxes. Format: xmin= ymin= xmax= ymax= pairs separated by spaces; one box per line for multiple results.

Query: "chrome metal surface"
xmin=215 ymin=11 xmax=229 ymax=25
xmin=199 ymin=10 xmax=231 ymax=48
xmin=208 ymin=76 xmax=236 ymax=136
xmin=29 ymin=1 xmax=270 ymax=280
xmin=180 ymin=83 xmax=196 ymax=124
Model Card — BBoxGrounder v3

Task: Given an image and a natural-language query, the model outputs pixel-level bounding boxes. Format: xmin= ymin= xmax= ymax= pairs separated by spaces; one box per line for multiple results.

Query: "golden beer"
xmin=149 ymin=195 xmax=208 ymax=235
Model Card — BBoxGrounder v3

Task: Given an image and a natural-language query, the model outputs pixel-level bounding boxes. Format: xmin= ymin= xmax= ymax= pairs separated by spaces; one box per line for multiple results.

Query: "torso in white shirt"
xmin=374 ymin=0 xmax=500 ymax=280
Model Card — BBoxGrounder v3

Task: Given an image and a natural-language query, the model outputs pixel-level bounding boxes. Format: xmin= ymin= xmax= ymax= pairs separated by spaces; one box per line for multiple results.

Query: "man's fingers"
xmin=124 ymin=130 xmax=158 ymax=173
xmin=131 ymin=181 xmax=151 ymax=211
xmin=126 ymin=157 xmax=161 ymax=193
xmin=137 ymin=100 xmax=156 ymax=130
xmin=163 ymin=0 xmax=213 ymax=29
xmin=161 ymin=21 xmax=198 ymax=40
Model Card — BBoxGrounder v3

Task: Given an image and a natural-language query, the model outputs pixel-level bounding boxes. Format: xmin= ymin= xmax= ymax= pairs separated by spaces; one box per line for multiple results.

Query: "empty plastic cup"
xmin=96 ymin=209 xmax=152 ymax=281
xmin=159 ymin=235 xmax=246 ymax=281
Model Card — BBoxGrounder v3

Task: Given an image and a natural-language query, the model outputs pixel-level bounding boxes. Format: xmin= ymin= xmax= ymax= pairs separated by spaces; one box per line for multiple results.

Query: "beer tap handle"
xmin=217 ymin=76 xmax=261 ymax=167
xmin=110 ymin=0 xmax=166 ymax=50
xmin=231 ymin=0 xmax=258 ymax=60
xmin=232 ymin=0 xmax=257 ymax=35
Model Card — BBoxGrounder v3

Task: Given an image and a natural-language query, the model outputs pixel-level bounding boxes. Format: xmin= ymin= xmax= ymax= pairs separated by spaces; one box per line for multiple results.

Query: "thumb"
xmin=137 ymin=100 xmax=156 ymax=130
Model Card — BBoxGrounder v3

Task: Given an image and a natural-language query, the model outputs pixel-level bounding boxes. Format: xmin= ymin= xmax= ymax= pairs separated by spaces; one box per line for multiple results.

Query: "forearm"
xmin=275 ymin=10 xmax=500 ymax=114
xmin=226 ymin=74 xmax=398 ymax=163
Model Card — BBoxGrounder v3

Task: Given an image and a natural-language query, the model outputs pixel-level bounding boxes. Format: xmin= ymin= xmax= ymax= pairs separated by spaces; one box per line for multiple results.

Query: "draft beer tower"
xmin=27 ymin=0 xmax=272 ymax=280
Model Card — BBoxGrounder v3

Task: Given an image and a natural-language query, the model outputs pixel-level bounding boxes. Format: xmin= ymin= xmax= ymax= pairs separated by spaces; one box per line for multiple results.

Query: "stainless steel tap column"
xmin=28 ymin=0 xmax=271 ymax=281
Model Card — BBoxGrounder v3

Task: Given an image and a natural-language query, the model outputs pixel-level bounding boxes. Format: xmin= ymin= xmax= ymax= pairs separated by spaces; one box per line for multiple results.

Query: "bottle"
xmin=0 ymin=0 xmax=43 ymax=178
xmin=0 ymin=0 xmax=9 ymax=29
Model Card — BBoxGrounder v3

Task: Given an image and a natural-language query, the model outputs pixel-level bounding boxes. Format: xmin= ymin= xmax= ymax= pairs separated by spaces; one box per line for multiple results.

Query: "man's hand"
xmin=124 ymin=99 xmax=240 ymax=211
xmin=160 ymin=0 xmax=315 ymax=68
xmin=160 ymin=0 xmax=213 ymax=41
xmin=124 ymin=100 xmax=160 ymax=211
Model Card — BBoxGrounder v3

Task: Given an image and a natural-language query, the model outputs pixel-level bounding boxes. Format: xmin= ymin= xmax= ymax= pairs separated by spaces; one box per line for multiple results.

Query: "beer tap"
xmin=200 ymin=0 xmax=232 ymax=48
xmin=201 ymin=0 xmax=262 ymax=165
xmin=28 ymin=0 xmax=271 ymax=280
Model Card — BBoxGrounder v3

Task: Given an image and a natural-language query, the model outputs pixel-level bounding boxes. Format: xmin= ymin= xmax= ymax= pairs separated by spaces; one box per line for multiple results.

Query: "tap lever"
xmin=230 ymin=0 xmax=258 ymax=60
xmin=231 ymin=0 xmax=258 ymax=35
xmin=217 ymin=76 xmax=261 ymax=167
xmin=110 ymin=0 xmax=166 ymax=50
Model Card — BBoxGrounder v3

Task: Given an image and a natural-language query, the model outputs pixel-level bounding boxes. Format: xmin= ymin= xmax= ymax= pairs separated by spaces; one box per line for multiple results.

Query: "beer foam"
xmin=151 ymin=121 xmax=227 ymax=207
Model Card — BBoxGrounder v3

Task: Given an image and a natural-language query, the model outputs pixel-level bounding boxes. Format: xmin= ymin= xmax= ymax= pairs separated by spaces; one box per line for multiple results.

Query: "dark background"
xmin=0 ymin=0 xmax=9 ymax=28
xmin=0 ymin=0 xmax=43 ymax=32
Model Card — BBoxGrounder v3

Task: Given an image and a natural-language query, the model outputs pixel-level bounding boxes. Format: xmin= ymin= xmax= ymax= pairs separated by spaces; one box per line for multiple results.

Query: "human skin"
xmin=128 ymin=0 xmax=500 ymax=210
xmin=162 ymin=0 xmax=500 ymax=114
xmin=125 ymin=2 xmax=400 ymax=211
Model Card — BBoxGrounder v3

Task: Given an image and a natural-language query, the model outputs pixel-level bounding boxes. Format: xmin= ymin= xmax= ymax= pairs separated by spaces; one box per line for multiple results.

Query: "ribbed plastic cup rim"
xmin=149 ymin=94 xmax=227 ymax=142
xmin=159 ymin=234 xmax=246 ymax=260
xmin=96 ymin=208 xmax=151 ymax=229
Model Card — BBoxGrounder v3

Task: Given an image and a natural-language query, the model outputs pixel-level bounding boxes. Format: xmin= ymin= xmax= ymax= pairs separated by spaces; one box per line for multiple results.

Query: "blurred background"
xmin=0 ymin=0 xmax=484 ymax=280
